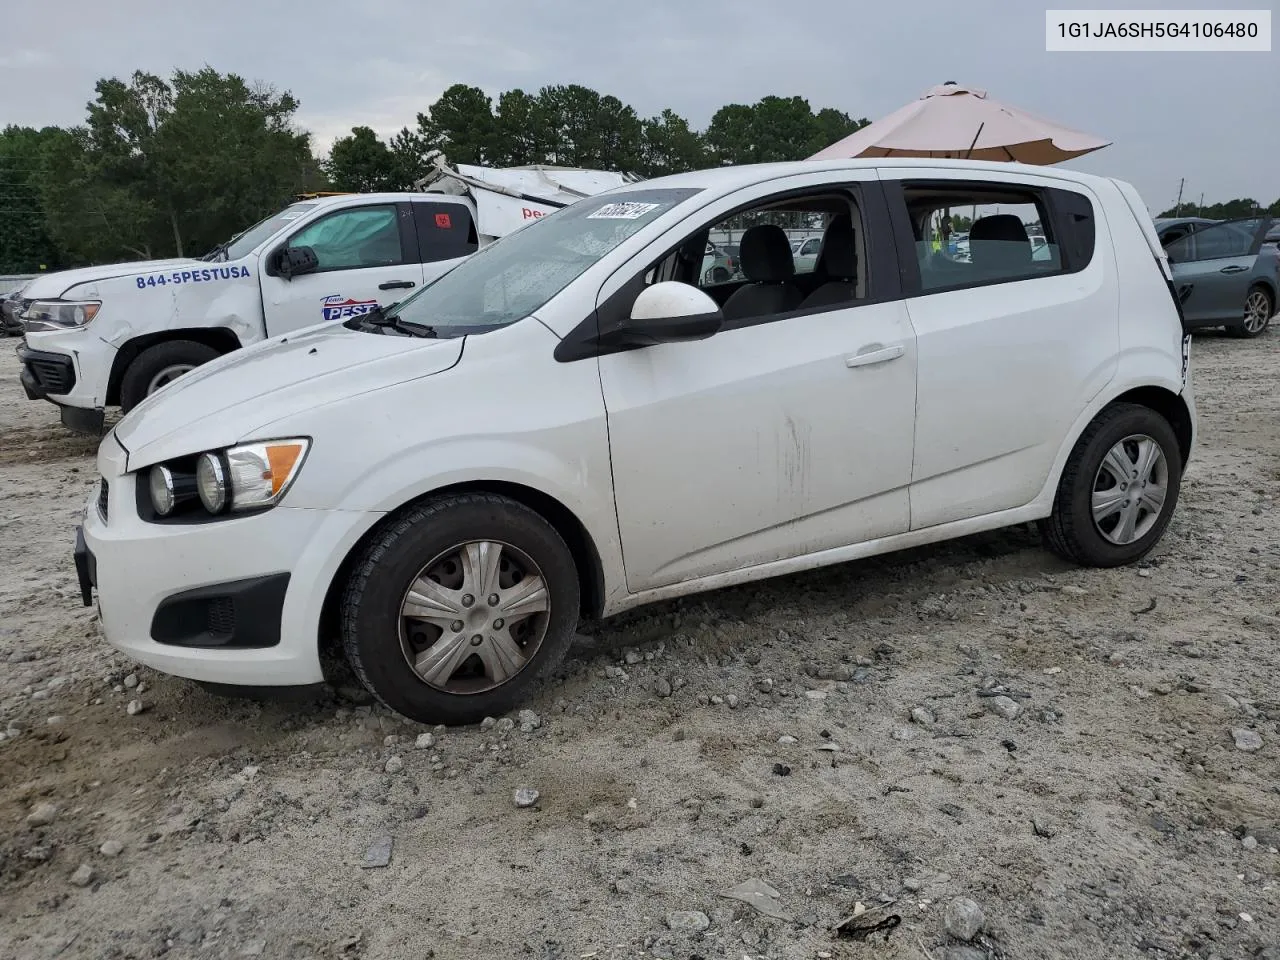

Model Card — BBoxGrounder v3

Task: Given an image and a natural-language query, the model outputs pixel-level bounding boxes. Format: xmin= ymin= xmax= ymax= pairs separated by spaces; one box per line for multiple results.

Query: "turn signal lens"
xmin=224 ymin=439 xmax=310 ymax=512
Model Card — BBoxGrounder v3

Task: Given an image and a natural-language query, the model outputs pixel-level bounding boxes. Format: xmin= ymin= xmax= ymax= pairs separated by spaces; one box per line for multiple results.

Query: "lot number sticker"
xmin=587 ymin=202 xmax=661 ymax=220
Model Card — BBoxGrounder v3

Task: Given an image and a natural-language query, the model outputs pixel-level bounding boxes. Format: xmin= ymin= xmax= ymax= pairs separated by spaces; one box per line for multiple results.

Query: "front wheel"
xmin=1229 ymin=284 xmax=1274 ymax=339
xmin=1039 ymin=403 xmax=1183 ymax=567
xmin=340 ymin=494 xmax=580 ymax=725
xmin=119 ymin=340 xmax=221 ymax=412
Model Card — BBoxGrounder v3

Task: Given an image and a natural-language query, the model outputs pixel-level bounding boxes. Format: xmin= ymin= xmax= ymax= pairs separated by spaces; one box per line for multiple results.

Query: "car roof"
xmin=605 ymin=157 xmax=1124 ymax=195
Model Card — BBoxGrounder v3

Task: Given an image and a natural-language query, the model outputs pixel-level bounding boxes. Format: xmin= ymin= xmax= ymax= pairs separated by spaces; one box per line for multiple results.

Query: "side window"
xmin=697 ymin=195 xmax=866 ymax=294
xmin=1172 ymin=219 xmax=1262 ymax=261
xmin=414 ymin=202 xmax=479 ymax=263
xmin=289 ymin=205 xmax=405 ymax=271
xmin=902 ymin=182 xmax=1066 ymax=293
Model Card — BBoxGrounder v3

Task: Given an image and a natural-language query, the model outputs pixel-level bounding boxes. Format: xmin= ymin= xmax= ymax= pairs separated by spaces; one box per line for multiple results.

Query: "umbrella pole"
xmin=963 ymin=123 xmax=985 ymax=160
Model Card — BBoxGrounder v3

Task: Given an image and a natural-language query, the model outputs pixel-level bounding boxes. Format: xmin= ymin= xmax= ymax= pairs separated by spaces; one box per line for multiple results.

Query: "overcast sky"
xmin=2 ymin=0 xmax=1276 ymax=213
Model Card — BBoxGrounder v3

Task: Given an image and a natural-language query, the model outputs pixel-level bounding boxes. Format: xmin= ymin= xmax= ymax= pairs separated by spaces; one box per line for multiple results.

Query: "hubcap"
xmin=1244 ymin=291 xmax=1271 ymax=333
xmin=1091 ymin=434 xmax=1168 ymax=546
xmin=147 ymin=363 xmax=196 ymax=395
xmin=398 ymin=540 xmax=549 ymax=695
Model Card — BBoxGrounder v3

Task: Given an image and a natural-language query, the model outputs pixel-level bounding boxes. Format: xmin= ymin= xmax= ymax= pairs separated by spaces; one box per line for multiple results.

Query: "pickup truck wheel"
xmin=1039 ymin=403 xmax=1182 ymax=567
xmin=340 ymin=494 xmax=580 ymax=725
xmin=119 ymin=341 xmax=220 ymax=412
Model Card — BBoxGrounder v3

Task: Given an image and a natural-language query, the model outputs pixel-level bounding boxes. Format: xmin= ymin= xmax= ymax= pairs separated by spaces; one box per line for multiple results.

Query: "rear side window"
xmin=414 ymin=202 xmax=478 ymax=263
xmin=898 ymin=181 xmax=1093 ymax=294
xmin=1166 ymin=218 xmax=1264 ymax=262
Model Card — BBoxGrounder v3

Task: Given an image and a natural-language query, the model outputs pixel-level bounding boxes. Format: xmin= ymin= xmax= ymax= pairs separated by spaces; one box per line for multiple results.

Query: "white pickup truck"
xmin=18 ymin=161 xmax=638 ymax=433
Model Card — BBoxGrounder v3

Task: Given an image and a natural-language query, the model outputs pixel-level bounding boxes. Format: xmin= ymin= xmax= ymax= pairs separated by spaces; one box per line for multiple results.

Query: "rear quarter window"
xmin=414 ymin=202 xmax=479 ymax=263
xmin=1047 ymin=187 xmax=1096 ymax=273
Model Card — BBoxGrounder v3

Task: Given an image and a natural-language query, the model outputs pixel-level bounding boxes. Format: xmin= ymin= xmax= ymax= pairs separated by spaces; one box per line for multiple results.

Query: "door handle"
xmin=845 ymin=344 xmax=905 ymax=368
xmin=378 ymin=280 xmax=416 ymax=290
xmin=1220 ymin=265 xmax=1248 ymax=274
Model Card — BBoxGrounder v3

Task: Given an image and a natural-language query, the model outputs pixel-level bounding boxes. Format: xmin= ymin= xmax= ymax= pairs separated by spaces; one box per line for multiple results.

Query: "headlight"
xmin=22 ymin=299 xmax=102 ymax=332
xmin=144 ymin=438 xmax=310 ymax=521
xmin=148 ymin=464 xmax=199 ymax=517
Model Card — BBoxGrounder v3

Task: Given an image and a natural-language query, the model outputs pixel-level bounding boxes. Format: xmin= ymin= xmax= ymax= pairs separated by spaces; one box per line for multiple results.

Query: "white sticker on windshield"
xmin=587 ymin=201 xmax=660 ymax=220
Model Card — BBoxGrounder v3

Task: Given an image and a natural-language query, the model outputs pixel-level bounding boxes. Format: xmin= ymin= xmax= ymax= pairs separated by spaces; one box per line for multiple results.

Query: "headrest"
xmin=815 ymin=214 xmax=856 ymax=280
xmin=739 ymin=224 xmax=796 ymax=282
xmin=969 ymin=214 xmax=1032 ymax=270
xmin=970 ymin=214 xmax=1030 ymax=244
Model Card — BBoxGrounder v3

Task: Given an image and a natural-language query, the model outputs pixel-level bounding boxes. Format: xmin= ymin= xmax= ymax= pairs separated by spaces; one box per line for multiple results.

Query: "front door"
xmin=259 ymin=202 xmax=425 ymax=336
xmin=597 ymin=176 xmax=918 ymax=593
xmin=1164 ymin=217 xmax=1271 ymax=326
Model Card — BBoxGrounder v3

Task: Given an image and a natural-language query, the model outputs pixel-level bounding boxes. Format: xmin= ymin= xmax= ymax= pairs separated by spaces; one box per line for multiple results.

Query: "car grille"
xmin=207 ymin=597 xmax=236 ymax=639
xmin=97 ymin=479 xmax=109 ymax=521
xmin=25 ymin=356 xmax=76 ymax=394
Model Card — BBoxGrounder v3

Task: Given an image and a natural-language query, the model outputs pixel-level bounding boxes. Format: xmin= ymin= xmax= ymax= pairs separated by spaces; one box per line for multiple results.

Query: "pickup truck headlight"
xmin=144 ymin=438 xmax=310 ymax=520
xmin=22 ymin=299 xmax=102 ymax=332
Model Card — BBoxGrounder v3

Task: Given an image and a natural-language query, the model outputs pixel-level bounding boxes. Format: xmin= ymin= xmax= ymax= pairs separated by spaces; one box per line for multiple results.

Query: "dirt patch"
xmin=1 ymin=331 xmax=1278 ymax=960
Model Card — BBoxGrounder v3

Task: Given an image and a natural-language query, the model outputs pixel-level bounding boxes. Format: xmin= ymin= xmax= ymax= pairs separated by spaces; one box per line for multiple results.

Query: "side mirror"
xmin=277 ymin=245 xmax=319 ymax=280
xmin=621 ymin=282 xmax=723 ymax=346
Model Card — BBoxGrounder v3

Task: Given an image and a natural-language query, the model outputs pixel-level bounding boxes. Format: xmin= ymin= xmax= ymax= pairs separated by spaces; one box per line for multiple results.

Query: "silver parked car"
xmin=1162 ymin=217 xmax=1278 ymax=338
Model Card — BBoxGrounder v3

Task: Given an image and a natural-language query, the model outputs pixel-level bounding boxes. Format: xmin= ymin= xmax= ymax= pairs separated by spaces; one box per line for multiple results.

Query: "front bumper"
xmin=81 ymin=439 xmax=380 ymax=686
xmin=18 ymin=327 xmax=117 ymax=422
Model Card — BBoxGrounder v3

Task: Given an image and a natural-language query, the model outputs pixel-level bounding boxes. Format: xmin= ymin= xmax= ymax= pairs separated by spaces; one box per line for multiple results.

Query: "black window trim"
xmin=885 ymin=178 xmax=1097 ymax=298
xmin=264 ymin=201 xmax=415 ymax=278
xmin=554 ymin=179 xmax=905 ymax=363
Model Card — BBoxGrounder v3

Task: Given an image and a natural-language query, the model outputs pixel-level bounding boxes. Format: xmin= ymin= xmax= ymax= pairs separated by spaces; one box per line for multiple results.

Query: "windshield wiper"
xmin=344 ymin=304 xmax=436 ymax=338
xmin=202 ymin=241 xmax=229 ymax=262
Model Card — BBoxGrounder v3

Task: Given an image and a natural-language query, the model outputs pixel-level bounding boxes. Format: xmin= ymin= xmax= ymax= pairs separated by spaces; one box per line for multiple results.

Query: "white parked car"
xmin=19 ymin=163 xmax=637 ymax=433
xmin=73 ymin=158 xmax=1195 ymax=725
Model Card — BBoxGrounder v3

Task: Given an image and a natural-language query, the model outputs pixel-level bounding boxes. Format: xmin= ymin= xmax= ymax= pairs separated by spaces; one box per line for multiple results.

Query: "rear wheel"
xmin=1230 ymin=284 xmax=1273 ymax=338
xmin=119 ymin=340 xmax=220 ymax=412
xmin=340 ymin=494 xmax=580 ymax=725
xmin=1039 ymin=403 xmax=1182 ymax=567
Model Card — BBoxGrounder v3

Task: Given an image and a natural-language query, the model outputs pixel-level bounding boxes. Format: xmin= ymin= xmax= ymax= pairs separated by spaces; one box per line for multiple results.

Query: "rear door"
xmin=881 ymin=173 xmax=1116 ymax=530
xmin=259 ymin=202 xmax=425 ymax=336
xmin=1164 ymin=217 xmax=1270 ymax=325
xmin=411 ymin=198 xmax=480 ymax=286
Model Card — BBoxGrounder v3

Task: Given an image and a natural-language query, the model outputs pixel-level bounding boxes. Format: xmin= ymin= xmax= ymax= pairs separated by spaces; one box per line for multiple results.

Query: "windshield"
xmin=222 ymin=202 xmax=319 ymax=260
xmin=386 ymin=188 xmax=700 ymax=333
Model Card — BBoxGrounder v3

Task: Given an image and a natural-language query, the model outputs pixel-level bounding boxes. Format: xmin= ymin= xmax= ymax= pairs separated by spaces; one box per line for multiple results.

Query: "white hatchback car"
xmin=74 ymin=159 xmax=1195 ymax=725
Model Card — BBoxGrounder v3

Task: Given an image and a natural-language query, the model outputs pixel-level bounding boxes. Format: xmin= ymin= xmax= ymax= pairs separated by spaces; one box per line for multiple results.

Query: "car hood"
xmin=22 ymin=258 xmax=205 ymax=299
xmin=113 ymin=323 xmax=464 ymax=470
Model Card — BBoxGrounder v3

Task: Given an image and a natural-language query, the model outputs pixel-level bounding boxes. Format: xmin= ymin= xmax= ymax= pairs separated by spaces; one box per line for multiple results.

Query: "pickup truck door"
xmin=258 ymin=202 xmax=427 ymax=336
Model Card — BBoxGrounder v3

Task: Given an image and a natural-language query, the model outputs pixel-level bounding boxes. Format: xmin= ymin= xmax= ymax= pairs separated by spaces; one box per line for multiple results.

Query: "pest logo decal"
xmin=322 ymin=294 xmax=379 ymax=321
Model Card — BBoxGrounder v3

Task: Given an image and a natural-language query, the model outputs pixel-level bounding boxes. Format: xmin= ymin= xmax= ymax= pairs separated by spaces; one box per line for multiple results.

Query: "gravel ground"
xmin=1 ymin=329 xmax=1278 ymax=960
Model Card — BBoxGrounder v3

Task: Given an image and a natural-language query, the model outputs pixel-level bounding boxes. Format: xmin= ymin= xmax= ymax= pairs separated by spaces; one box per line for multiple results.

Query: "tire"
xmin=709 ymin=266 xmax=731 ymax=284
xmin=119 ymin=340 xmax=221 ymax=412
xmin=340 ymin=493 xmax=580 ymax=725
xmin=1039 ymin=403 xmax=1183 ymax=568
xmin=1228 ymin=284 xmax=1274 ymax=338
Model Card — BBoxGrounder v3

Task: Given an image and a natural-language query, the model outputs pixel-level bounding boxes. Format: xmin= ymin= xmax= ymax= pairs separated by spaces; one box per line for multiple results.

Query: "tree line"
xmin=3 ymin=67 xmax=1276 ymax=274
xmin=0 ymin=69 xmax=868 ymax=273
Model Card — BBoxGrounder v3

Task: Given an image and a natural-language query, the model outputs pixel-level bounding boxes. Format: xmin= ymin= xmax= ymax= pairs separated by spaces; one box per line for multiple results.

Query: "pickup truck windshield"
xmin=223 ymin=202 xmax=319 ymax=261
xmin=386 ymin=188 xmax=700 ymax=333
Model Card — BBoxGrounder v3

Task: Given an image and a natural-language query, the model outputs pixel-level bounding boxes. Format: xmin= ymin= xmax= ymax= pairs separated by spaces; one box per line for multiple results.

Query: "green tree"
xmin=38 ymin=67 xmax=318 ymax=263
xmin=326 ymin=126 xmax=402 ymax=191
xmin=416 ymin=84 xmax=498 ymax=165
xmin=639 ymin=109 xmax=708 ymax=177
xmin=0 ymin=126 xmax=64 ymax=272
xmin=706 ymin=97 xmax=869 ymax=165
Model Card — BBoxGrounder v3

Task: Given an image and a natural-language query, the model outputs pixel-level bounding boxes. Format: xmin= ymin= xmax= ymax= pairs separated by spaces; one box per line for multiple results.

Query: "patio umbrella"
xmin=809 ymin=82 xmax=1110 ymax=164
